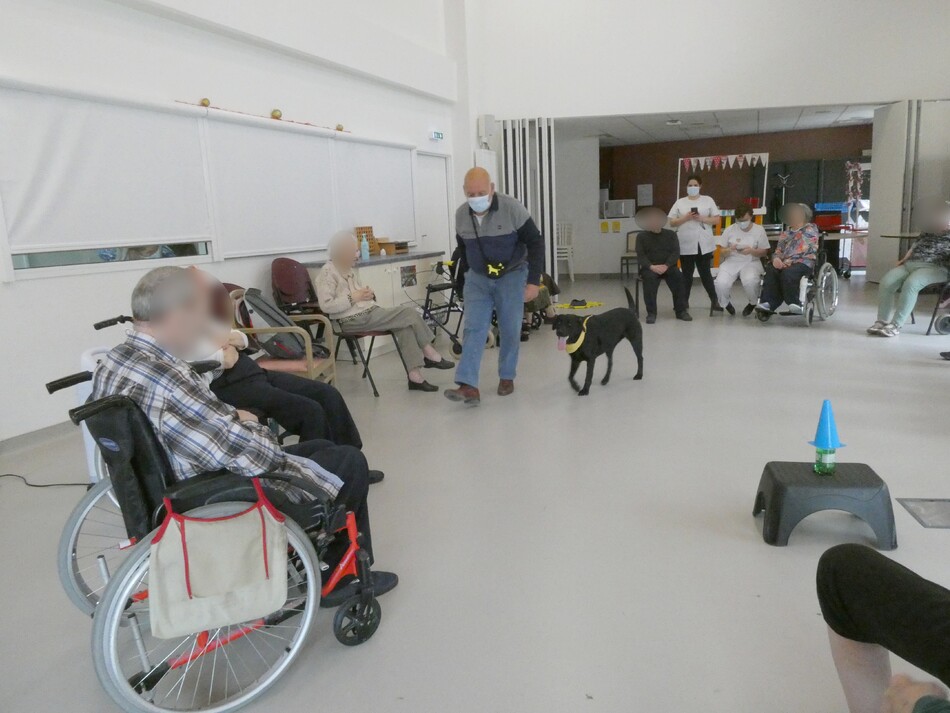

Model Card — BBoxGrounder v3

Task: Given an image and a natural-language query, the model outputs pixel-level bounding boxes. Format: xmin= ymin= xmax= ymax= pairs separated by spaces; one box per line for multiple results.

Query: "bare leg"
xmin=828 ymin=626 xmax=891 ymax=713
xmin=408 ymin=368 xmax=425 ymax=384
xmin=422 ymin=344 xmax=443 ymax=361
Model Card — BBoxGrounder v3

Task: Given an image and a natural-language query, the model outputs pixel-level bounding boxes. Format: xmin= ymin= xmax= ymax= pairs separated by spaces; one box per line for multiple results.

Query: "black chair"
xmin=620 ymin=232 xmax=642 ymax=317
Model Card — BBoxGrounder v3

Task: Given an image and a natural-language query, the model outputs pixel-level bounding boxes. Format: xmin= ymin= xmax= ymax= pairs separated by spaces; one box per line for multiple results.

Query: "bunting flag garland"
xmin=679 ymin=152 xmax=769 ymax=172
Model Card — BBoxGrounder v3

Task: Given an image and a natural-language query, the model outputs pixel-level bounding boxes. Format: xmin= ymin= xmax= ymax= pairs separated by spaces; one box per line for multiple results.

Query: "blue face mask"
xmin=686 ymin=185 xmax=700 ymax=197
xmin=468 ymin=195 xmax=491 ymax=213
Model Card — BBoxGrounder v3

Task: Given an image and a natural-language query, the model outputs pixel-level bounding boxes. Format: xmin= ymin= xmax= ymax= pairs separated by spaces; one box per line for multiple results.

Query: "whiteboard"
xmin=334 ymin=140 xmax=416 ymax=241
xmin=0 ymin=87 xmax=210 ymax=252
xmin=206 ymin=120 xmax=337 ymax=258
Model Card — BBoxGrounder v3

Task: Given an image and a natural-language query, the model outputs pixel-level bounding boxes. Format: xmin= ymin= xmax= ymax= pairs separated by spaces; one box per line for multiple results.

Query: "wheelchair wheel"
xmin=755 ymin=310 xmax=771 ymax=323
xmin=451 ymin=341 xmax=463 ymax=356
xmin=936 ymin=314 xmax=950 ymax=335
xmin=529 ymin=312 xmax=543 ymax=330
xmin=333 ymin=595 xmax=382 ymax=646
xmin=92 ymin=502 xmax=320 ymax=713
xmin=805 ymin=304 xmax=815 ymax=327
xmin=815 ymin=263 xmax=839 ymax=319
xmin=58 ymin=478 xmax=130 ymax=616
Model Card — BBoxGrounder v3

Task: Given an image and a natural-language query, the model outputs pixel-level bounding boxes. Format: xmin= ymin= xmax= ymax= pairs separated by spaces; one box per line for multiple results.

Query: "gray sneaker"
xmin=879 ymin=323 xmax=900 ymax=337
xmin=786 ymin=303 xmax=804 ymax=315
xmin=866 ymin=320 xmax=887 ymax=335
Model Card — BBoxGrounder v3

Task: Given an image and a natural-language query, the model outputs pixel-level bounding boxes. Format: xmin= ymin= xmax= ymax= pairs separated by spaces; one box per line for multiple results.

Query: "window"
xmin=11 ymin=241 xmax=211 ymax=270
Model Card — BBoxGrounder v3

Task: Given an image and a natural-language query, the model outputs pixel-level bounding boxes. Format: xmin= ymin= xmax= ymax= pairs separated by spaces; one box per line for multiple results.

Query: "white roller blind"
xmin=334 ymin=140 xmax=416 ymax=241
xmin=0 ymin=87 xmax=210 ymax=252
xmin=206 ymin=119 xmax=337 ymax=258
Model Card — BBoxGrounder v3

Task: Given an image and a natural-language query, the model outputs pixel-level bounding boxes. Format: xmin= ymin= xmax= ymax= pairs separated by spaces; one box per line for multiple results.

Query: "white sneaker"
xmin=879 ymin=323 xmax=900 ymax=337
xmin=755 ymin=302 xmax=772 ymax=313
xmin=787 ymin=303 xmax=804 ymax=315
xmin=866 ymin=320 xmax=887 ymax=335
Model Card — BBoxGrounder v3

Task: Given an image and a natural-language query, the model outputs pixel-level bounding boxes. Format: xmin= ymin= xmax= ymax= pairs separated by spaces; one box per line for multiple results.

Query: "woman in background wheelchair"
xmin=755 ymin=203 xmax=820 ymax=317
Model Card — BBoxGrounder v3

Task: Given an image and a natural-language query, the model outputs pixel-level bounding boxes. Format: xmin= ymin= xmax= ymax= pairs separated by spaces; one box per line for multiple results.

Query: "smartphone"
xmin=690 ymin=207 xmax=699 ymax=215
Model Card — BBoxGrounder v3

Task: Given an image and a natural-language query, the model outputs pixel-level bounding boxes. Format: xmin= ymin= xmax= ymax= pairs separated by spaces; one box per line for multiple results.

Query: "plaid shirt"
xmin=91 ymin=331 xmax=342 ymax=500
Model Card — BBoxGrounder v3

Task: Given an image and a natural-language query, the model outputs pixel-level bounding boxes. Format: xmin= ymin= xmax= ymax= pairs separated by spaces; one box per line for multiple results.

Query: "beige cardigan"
xmin=314 ymin=261 xmax=376 ymax=320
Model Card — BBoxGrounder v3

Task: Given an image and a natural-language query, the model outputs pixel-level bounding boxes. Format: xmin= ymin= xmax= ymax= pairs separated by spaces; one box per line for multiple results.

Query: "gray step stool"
xmin=752 ymin=461 xmax=897 ymax=549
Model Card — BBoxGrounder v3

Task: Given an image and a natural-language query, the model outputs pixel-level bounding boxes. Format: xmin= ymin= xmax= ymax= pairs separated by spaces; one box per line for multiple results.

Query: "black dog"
xmin=552 ymin=288 xmax=643 ymax=395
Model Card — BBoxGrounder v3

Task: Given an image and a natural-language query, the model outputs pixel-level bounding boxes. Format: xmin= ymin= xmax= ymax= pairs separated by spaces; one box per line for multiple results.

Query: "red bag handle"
xmin=151 ymin=477 xmax=285 ymax=597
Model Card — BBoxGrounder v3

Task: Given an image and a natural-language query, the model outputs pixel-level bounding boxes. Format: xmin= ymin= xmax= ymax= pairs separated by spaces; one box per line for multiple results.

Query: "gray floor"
xmin=2 ymin=276 xmax=949 ymax=712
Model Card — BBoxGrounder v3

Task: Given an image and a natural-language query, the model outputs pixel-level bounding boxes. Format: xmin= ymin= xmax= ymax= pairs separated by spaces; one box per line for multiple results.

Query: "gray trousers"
xmin=337 ymin=305 xmax=432 ymax=371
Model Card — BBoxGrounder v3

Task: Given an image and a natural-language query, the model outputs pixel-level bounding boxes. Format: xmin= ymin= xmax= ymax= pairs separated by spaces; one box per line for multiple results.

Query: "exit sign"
xmin=430 ymin=131 xmax=444 ymax=141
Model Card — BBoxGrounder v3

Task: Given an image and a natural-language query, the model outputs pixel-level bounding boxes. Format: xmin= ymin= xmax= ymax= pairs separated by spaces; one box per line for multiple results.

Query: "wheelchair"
xmin=754 ymin=234 xmax=839 ymax=326
xmin=47 ymin=364 xmax=381 ymax=713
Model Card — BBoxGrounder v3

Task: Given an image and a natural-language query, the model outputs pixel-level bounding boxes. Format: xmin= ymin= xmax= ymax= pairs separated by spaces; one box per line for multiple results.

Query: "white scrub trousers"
xmin=715 ymin=262 xmax=764 ymax=308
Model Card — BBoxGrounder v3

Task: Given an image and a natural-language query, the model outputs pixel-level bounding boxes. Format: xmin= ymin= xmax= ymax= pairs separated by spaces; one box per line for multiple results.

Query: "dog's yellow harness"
xmin=565 ymin=317 xmax=590 ymax=354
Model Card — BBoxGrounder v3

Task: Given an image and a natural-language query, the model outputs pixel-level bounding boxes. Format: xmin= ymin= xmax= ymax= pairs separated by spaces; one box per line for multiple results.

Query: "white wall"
xmin=555 ymin=137 xmax=608 ymax=275
xmin=467 ymin=0 xmax=950 ymax=119
xmin=0 ymin=0 xmax=473 ymax=441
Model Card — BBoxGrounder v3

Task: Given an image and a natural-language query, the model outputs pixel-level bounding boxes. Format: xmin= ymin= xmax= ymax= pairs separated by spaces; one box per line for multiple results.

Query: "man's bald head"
xmin=464 ymin=167 xmax=492 ymax=192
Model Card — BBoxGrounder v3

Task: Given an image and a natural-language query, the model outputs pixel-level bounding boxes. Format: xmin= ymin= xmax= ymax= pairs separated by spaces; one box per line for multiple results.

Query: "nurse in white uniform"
xmin=714 ymin=203 xmax=771 ymax=316
xmin=668 ymin=174 xmax=721 ymax=311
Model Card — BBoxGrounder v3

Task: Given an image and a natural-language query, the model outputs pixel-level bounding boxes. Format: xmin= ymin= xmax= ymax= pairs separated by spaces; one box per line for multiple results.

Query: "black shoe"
xmin=742 ymin=303 xmax=755 ymax=317
xmin=676 ymin=311 xmax=693 ymax=322
xmin=711 ymin=304 xmax=725 ymax=313
xmin=320 ymin=571 xmax=400 ymax=608
xmin=725 ymin=303 xmax=736 ymax=316
xmin=368 ymin=470 xmax=384 ymax=484
xmin=424 ymin=357 xmax=455 ymax=369
xmin=941 ymin=351 xmax=950 ymax=361
xmin=645 ymin=313 xmax=657 ymax=324
xmin=408 ymin=380 xmax=438 ymax=392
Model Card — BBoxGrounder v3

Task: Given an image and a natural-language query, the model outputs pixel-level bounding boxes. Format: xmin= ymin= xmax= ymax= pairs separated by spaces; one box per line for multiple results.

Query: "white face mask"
xmin=738 ymin=220 xmax=751 ymax=230
xmin=467 ymin=194 xmax=492 ymax=213
xmin=686 ymin=185 xmax=700 ymax=197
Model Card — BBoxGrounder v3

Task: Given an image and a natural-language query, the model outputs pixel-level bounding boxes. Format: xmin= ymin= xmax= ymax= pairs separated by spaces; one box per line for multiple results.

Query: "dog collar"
xmin=565 ymin=317 xmax=590 ymax=354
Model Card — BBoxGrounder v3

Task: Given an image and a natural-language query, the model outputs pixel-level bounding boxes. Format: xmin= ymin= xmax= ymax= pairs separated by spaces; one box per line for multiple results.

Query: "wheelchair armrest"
xmin=257 ymin=473 xmax=332 ymax=505
xmin=162 ymin=471 xmax=259 ymax=515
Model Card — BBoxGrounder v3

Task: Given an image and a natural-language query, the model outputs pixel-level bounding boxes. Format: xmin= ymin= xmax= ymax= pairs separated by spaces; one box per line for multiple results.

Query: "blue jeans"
xmin=455 ymin=266 xmax=527 ymax=388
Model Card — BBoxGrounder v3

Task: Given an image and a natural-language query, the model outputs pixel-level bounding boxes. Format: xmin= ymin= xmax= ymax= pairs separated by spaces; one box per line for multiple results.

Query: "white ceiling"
xmin=555 ymin=104 xmax=883 ymax=146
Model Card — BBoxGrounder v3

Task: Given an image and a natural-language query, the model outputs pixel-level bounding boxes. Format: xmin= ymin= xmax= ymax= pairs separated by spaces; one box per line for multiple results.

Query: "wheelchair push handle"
xmin=45 ymin=371 xmax=92 ymax=394
xmin=93 ymin=315 xmax=134 ymax=330
xmin=68 ymin=394 xmax=133 ymax=425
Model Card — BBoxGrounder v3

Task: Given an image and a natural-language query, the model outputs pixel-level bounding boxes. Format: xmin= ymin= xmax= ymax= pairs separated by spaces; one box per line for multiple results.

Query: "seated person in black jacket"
xmin=634 ymin=206 xmax=691 ymax=323
xmin=818 ymin=544 xmax=950 ymax=713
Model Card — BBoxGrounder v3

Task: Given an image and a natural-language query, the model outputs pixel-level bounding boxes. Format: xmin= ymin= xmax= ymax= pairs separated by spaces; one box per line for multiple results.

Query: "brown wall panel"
xmin=602 ymin=125 xmax=872 ymax=212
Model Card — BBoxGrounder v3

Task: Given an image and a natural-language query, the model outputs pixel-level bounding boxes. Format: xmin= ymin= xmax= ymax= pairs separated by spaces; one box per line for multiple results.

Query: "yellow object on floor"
xmin=555 ymin=301 xmax=604 ymax=310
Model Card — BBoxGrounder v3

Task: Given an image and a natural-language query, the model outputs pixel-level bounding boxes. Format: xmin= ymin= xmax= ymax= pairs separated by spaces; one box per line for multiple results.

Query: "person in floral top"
xmin=868 ymin=201 xmax=950 ymax=337
xmin=755 ymin=203 xmax=820 ymax=316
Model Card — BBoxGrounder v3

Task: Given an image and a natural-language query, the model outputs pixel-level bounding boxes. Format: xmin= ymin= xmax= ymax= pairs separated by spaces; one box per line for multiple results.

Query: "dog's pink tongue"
xmin=557 ymin=336 xmax=567 ymax=351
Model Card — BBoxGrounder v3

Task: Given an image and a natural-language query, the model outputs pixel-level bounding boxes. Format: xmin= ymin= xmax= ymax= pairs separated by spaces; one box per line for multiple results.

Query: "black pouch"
xmin=471 ymin=213 xmax=516 ymax=280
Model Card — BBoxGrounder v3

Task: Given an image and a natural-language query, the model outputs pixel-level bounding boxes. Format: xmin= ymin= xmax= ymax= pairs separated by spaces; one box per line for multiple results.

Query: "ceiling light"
xmin=665 ymin=119 xmax=682 ymax=126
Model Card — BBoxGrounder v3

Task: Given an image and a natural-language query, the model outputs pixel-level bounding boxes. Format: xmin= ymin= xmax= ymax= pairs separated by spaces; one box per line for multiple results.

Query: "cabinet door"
xmin=392 ymin=258 xmax=438 ymax=306
xmin=357 ymin=264 xmax=395 ymax=307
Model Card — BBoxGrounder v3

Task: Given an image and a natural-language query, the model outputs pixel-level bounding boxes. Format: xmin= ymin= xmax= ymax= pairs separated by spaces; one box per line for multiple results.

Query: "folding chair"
xmin=332 ymin=326 xmax=409 ymax=398
xmin=556 ymin=222 xmax=575 ymax=282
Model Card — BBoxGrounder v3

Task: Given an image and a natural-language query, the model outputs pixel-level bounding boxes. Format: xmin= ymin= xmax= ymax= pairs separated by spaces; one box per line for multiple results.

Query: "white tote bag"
xmin=149 ymin=478 xmax=288 ymax=639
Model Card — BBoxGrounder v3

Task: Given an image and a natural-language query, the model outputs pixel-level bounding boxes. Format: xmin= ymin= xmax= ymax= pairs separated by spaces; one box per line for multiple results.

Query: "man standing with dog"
xmin=445 ymin=167 xmax=545 ymax=406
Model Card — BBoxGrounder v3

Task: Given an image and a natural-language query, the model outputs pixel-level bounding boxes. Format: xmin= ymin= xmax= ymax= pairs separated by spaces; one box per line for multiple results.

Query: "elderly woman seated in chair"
xmin=315 ymin=231 xmax=454 ymax=392
xmin=868 ymin=199 xmax=950 ymax=338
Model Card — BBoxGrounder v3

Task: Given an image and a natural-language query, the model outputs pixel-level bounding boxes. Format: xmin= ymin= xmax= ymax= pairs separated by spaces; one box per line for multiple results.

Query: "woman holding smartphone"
xmin=668 ymin=174 xmax=721 ymax=312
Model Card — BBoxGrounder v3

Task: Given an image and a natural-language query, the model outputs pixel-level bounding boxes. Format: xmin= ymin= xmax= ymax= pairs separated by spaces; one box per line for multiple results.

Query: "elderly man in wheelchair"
xmin=61 ymin=266 xmax=396 ymax=712
xmin=754 ymin=203 xmax=839 ymax=325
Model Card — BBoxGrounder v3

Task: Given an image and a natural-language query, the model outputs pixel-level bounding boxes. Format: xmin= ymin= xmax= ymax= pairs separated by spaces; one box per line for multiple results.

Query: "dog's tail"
xmin=623 ymin=286 xmax=636 ymax=312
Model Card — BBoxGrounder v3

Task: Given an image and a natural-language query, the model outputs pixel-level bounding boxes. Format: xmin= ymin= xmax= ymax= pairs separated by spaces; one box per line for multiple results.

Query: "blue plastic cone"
xmin=809 ymin=399 xmax=845 ymax=449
